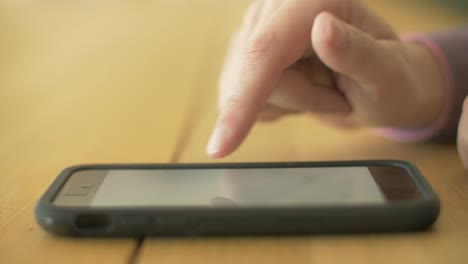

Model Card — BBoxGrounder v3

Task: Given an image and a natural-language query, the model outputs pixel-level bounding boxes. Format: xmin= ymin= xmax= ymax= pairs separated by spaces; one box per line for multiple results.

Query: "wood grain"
xmin=0 ymin=1 xmax=230 ymax=263
xmin=137 ymin=1 xmax=468 ymax=264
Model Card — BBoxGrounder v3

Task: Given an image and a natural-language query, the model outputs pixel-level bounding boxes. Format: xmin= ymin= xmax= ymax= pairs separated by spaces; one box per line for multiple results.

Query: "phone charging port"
xmin=75 ymin=214 xmax=111 ymax=232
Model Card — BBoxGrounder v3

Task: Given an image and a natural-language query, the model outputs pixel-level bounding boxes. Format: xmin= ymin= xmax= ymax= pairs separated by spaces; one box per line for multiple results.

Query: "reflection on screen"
xmin=90 ymin=167 xmax=386 ymax=207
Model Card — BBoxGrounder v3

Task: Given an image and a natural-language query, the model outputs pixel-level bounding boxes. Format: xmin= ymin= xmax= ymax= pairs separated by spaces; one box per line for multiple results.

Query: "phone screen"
xmin=54 ymin=166 xmax=421 ymax=207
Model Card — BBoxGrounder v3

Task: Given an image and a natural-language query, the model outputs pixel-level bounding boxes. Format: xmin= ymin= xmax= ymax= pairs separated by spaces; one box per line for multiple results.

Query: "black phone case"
xmin=35 ymin=160 xmax=440 ymax=237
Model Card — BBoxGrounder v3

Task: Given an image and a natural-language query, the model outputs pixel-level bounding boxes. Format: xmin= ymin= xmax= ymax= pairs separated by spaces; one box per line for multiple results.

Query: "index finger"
xmin=206 ymin=0 xmax=353 ymax=158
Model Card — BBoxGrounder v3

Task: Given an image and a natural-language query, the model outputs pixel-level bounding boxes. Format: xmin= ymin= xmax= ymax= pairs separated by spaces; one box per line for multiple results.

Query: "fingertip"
xmin=205 ymin=146 xmax=223 ymax=159
xmin=205 ymin=142 xmax=230 ymax=159
xmin=312 ymin=12 xmax=332 ymax=50
xmin=205 ymin=120 xmax=246 ymax=159
xmin=312 ymin=12 xmax=349 ymax=55
xmin=206 ymin=125 xmax=230 ymax=158
xmin=206 ymin=150 xmax=226 ymax=159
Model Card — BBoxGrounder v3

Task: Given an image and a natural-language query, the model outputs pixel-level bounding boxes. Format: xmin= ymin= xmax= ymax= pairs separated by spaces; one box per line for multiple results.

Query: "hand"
xmin=207 ymin=0 xmax=445 ymax=158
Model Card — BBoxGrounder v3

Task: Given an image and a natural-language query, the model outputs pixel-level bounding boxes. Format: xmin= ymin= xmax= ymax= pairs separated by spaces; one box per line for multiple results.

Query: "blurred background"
xmin=429 ymin=0 xmax=468 ymax=14
xmin=1 ymin=0 xmax=468 ymax=169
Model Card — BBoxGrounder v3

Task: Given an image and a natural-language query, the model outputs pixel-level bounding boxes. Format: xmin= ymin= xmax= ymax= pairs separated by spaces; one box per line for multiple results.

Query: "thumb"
xmin=312 ymin=12 xmax=395 ymax=91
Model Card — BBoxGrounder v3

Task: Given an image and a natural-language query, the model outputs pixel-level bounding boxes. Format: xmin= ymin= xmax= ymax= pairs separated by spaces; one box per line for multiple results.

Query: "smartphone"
xmin=35 ymin=160 xmax=440 ymax=237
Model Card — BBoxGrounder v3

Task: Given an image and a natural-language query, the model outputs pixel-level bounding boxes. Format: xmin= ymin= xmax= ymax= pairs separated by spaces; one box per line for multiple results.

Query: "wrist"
xmin=404 ymin=41 xmax=445 ymax=128
xmin=374 ymin=34 xmax=452 ymax=143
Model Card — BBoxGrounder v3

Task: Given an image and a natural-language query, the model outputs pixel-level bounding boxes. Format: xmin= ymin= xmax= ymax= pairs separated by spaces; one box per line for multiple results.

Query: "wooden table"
xmin=1 ymin=1 xmax=467 ymax=263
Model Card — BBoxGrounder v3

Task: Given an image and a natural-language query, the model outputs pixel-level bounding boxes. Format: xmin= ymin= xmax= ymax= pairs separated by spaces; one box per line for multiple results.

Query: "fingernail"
xmin=206 ymin=125 xmax=228 ymax=158
xmin=330 ymin=17 xmax=349 ymax=49
xmin=321 ymin=13 xmax=348 ymax=50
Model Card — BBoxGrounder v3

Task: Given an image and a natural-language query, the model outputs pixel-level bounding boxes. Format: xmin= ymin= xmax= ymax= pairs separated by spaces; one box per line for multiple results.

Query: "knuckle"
xmin=221 ymin=92 xmax=249 ymax=114
xmin=225 ymin=94 xmax=246 ymax=108
xmin=242 ymin=31 xmax=278 ymax=65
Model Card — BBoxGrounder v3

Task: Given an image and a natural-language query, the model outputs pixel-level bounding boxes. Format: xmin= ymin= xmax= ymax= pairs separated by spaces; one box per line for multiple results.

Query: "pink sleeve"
xmin=376 ymin=28 xmax=468 ymax=142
